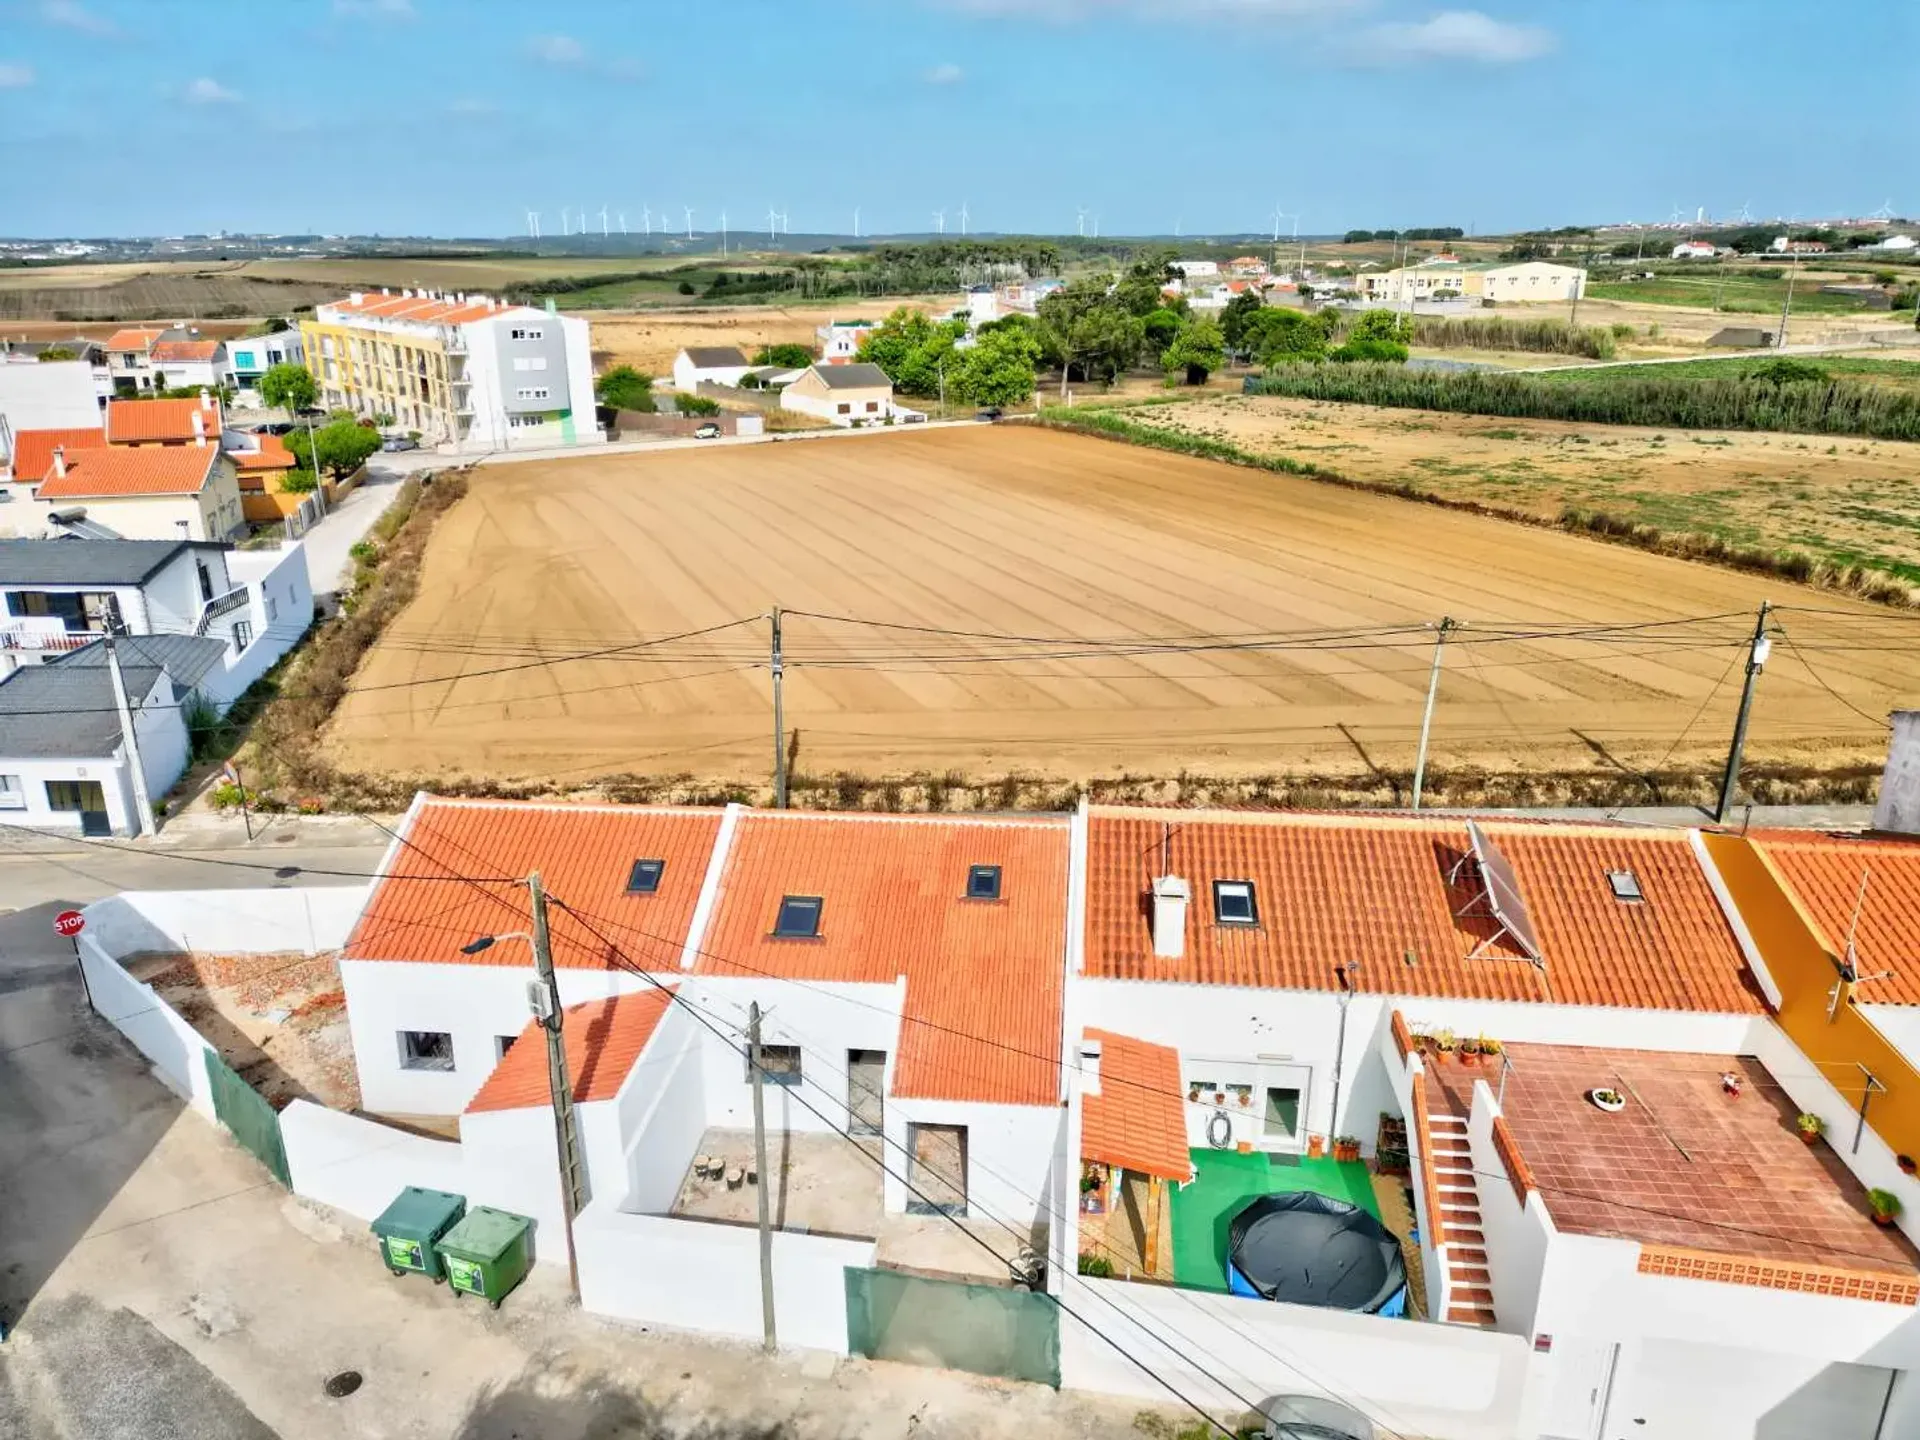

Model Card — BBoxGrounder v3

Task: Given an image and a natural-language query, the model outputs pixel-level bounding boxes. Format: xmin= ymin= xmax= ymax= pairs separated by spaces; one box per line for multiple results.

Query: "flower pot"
xmin=1872 ymin=1212 xmax=1896 ymax=1228
xmin=1800 ymin=1130 xmax=1821 ymax=1145
xmin=1899 ymin=1155 xmax=1916 ymax=1175
xmin=1589 ymin=1089 xmax=1625 ymax=1114
xmin=1307 ymin=1136 xmax=1326 ymax=1159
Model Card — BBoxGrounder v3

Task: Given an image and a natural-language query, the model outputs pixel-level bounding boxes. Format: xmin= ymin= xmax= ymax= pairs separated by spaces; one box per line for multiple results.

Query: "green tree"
xmin=752 ymin=343 xmax=815 ymax=368
xmin=1350 ymin=310 xmax=1414 ymax=345
xmin=1162 ymin=316 xmax=1225 ymax=385
xmin=857 ymin=306 xmax=965 ymax=397
xmin=1330 ymin=336 xmax=1410 ymax=364
xmin=259 ymin=362 xmax=318 ymax=413
xmin=1112 ymin=249 xmax=1176 ymax=316
xmin=38 ymin=345 xmax=78 ymax=361
xmin=1220 ymin=291 xmax=1265 ymax=352
xmin=1142 ymin=307 xmax=1184 ymax=354
xmin=673 ymin=393 xmax=722 ymax=416
xmin=1243 ymin=307 xmax=1330 ymax=364
xmin=285 ymin=418 xmax=381 ymax=478
xmin=1037 ymin=276 xmax=1144 ymax=395
xmin=595 ymin=365 xmax=653 ymax=410
xmin=949 ymin=324 xmax=1041 ymax=406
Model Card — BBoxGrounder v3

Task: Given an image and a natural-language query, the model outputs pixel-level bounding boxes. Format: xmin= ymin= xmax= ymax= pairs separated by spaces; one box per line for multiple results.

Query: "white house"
xmin=815 ymin=320 xmax=876 ymax=364
xmin=221 ymin=329 xmax=307 ymax=402
xmin=5 ymin=440 xmax=245 ymax=543
xmin=0 ymin=659 xmax=186 ymax=836
xmin=1867 ymin=234 xmax=1918 ymax=253
xmin=0 ymin=360 xmax=102 ymax=469
xmin=148 ymin=334 xmax=224 ymax=392
xmin=1477 ymin=261 xmax=1586 ymax=303
xmin=670 ymin=347 xmax=755 ymax=391
xmin=1672 ymin=241 xmax=1719 ymax=260
xmin=1168 ymin=260 xmax=1220 ymax=280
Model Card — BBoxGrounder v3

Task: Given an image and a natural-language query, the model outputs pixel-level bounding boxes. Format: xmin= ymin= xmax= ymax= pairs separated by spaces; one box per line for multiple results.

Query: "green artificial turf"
xmin=1167 ymin=1148 xmax=1380 ymax=1292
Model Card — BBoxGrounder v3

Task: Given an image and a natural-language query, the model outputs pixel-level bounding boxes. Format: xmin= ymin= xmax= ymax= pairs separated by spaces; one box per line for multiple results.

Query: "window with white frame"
xmin=0 ymin=774 xmax=24 ymax=809
xmin=515 ymin=387 xmax=550 ymax=400
xmin=399 ymin=1030 xmax=454 ymax=1071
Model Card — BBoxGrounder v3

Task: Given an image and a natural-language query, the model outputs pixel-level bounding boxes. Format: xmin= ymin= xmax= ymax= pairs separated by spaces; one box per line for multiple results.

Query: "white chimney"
xmin=198 ymin=387 xmax=212 ymax=410
xmin=192 ymin=408 xmax=206 ymax=445
xmin=1078 ymin=1039 xmax=1103 ymax=1097
xmin=52 ymin=446 xmax=66 ymax=478
xmin=1875 ymin=711 xmax=1920 ymax=834
xmin=1151 ymin=875 xmax=1191 ymax=960
xmin=349 ymin=291 xmax=364 ymax=305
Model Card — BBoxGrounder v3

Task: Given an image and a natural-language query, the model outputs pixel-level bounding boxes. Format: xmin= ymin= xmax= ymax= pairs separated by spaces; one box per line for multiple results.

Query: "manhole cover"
xmin=273 ymin=866 xmax=302 ymax=879
xmin=324 ymin=1371 xmax=363 ymax=1399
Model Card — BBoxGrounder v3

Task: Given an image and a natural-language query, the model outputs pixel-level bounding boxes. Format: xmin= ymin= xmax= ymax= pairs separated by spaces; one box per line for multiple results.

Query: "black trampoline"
xmin=1226 ymin=1192 xmax=1408 ymax=1315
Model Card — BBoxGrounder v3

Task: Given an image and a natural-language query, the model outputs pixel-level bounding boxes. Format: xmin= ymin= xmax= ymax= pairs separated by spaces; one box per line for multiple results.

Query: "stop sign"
xmin=53 ymin=909 xmax=85 ymax=939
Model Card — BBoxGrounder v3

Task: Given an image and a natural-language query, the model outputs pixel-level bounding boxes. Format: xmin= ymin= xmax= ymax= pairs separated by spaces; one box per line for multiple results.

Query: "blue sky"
xmin=2 ymin=0 xmax=1912 ymax=239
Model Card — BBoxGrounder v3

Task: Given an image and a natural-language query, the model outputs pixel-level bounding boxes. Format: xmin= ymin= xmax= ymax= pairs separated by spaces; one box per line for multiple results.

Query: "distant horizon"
xmin=1 ymin=0 xmax=1906 ymax=239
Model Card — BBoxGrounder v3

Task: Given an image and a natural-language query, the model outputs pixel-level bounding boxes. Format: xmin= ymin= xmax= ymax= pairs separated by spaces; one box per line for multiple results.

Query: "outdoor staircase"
xmin=1428 ymin=1112 xmax=1496 ymax=1327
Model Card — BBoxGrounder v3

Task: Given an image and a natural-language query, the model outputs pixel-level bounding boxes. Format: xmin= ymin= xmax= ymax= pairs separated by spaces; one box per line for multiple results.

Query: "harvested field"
xmin=321 ymin=427 xmax=1917 ymax=794
xmin=0 ymin=261 xmax=345 ymax=322
xmin=589 ymin=298 xmax=958 ymax=376
xmin=1108 ymin=393 xmax=1920 ymax=585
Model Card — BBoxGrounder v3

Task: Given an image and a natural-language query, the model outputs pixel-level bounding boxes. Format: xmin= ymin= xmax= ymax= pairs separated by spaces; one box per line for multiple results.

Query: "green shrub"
xmin=280 ymin=468 xmax=318 ymax=494
xmin=673 ymin=393 xmax=722 ymax=416
xmin=1405 ymin=315 xmax=1616 ymax=359
xmin=1078 ymin=1253 xmax=1115 ymax=1277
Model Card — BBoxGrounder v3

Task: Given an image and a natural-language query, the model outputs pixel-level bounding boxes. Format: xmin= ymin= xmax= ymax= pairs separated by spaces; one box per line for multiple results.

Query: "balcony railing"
xmin=0 ymin=620 xmax=93 ymax=653
xmin=193 ymin=587 xmax=252 ymax=637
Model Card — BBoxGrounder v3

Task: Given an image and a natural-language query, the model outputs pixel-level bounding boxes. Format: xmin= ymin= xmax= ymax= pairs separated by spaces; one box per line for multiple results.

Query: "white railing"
xmin=0 ymin=618 xmax=92 ymax=653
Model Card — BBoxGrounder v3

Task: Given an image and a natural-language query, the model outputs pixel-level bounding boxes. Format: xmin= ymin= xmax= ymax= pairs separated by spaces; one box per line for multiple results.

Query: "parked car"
xmin=258 ymin=422 xmax=295 ymax=435
xmin=380 ymin=436 xmax=419 ymax=452
xmin=693 ymin=422 xmax=722 ymax=440
xmin=975 ymin=406 xmax=1003 ymax=422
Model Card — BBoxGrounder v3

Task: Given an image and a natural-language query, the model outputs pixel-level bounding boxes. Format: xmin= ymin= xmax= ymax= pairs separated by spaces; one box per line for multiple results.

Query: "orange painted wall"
xmin=1702 ymin=831 xmax=1920 ymax=1163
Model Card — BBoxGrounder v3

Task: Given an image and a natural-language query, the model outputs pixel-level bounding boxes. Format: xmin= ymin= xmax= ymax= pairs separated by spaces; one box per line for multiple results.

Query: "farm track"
xmin=320 ymin=427 xmax=1916 ymax=790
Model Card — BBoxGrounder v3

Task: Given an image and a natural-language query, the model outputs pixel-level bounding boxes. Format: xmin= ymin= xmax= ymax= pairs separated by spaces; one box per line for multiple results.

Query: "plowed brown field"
xmin=323 ymin=427 xmax=1917 ymax=787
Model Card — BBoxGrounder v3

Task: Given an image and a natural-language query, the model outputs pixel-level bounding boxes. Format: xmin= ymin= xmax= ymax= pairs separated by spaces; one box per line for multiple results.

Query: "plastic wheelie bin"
xmin=371 ymin=1186 xmax=466 ymax=1282
xmin=434 ymin=1206 xmax=533 ymax=1309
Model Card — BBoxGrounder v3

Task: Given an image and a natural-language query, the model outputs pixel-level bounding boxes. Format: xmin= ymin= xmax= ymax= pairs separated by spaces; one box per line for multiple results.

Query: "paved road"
xmin=0 ymin=839 xmax=392 ymax=908
xmin=293 ymin=462 xmax=416 ymax=602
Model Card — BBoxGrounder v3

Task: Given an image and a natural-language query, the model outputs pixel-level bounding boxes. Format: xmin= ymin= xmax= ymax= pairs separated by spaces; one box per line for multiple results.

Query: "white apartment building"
xmin=301 ymin=290 xmax=603 ymax=452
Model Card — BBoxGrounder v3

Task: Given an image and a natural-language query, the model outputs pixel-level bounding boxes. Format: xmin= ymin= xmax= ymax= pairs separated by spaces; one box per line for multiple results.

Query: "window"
xmin=265 ymin=594 xmax=278 ymax=622
xmin=836 ymin=402 xmax=851 ymax=415
xmin=748 ymin=1044 xmax=802 ymax=1087
xmin=864 ymin=401 xmax=878 ymax=412
xmin=965 ymin=864 xmax=1002 ymax=901
xmin=399 ymin=1030 xmax=454 ymax=1071
xmin=626 ymin=858 xmax=664 ymax=893
xmin=1213 ymin=879 xmax=1258 ymax=926
xmin=509 ymin=327 xmax=545 ymax=341
xmin=0 ymin=775 xmax=23 ymax=810
xmin=773 ymin=895 xmax=823 ymax=938
xmin=515 ymin=386 xmax=550 ymax=400
xmin=1606 ymin=869 xmax=1644 ymax=903
xmin=1262 ymin=1085 xmax=1302 ymax=1141
xmin=231 ymin=618 xmax=253 ymax=651
xmin=496 ymin=1034 xmax=519 ymax=1061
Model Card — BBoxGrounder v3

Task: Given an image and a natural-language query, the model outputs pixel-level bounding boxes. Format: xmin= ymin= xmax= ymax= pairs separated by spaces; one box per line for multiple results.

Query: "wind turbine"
xmin=1075 ymin=206 xmax=1086 ymax=238
xmin=618 ymin=211 xmax=627 ymax=236
xmin=768 ymin=206 xmax=779 ymax=243
xmin=1734 ymin=200 xmax=1754 ymax=224
xmin=720 ymin=209 xmax=728 ymax=256
xmin=1667 ymin=203 xmax=1685 ymax=226
xmin=852 ymin=206 xmax=860 ymax=239
xmin=561 ymin=205 xmax=570 ymax=236
xmin=1870 ymin=199 xmax=1896 ymax=221
xmin=599 ymin=204 xmax=609 ymax=238
xmin=526 ymin=210 xmax=540 ymax=240
xmin=684 ymin=206 xmax=694 ymax=240
xmin=933 ymin=208 xmax=945 ymax=235
xmin=959 ymin=200 xmax=969 ymax=237
xmin=1272 ymin=201 xmax=1284 ymax=243
xmin=1174 ymin=216 xmax=1182 ymax=238
xmin=1091 ymin=213 xmax=1100 ymax=239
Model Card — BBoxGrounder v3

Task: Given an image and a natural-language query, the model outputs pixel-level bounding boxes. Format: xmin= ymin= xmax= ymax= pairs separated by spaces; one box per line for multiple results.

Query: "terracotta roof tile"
xmin=328 ymin=293 xmax=512 ymax=327
xmin=697 ymin=812 xmax=1070 ymax=1106
xmin=230 ymin=433 xmax=296 ymax=470
xmin=103 ymin=327 xmax=163 ymax=353
xmin=465 ymin=988 xmax=676 ymax=1113
xmin=8 ymin=427 xmax=104 ymax=480
xmin=1493 ymin=1043 xmax=1919 ymax=1274
xmin=1080 ymin=1028 xmax=1190 ymax=1181
xmin=345 ymin=798 xmax=725 ymax=970
xmin=105 ymin=396 xmax=222 ymax=444
xmin=36 ymin=444 xmax=218 ymax=499
xmin=1753 ymin=833 xmax=1920 ymax=1004
xmin=1085 ymin=807 xmax=1760 ymax=1013
xmin=150 ymin=339 xmax=221 ymax=363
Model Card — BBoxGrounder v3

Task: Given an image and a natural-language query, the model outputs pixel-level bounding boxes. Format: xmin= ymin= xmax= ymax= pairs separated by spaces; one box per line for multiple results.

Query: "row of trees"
xmin=1343 ymin=227 xmax=1464 ymax=244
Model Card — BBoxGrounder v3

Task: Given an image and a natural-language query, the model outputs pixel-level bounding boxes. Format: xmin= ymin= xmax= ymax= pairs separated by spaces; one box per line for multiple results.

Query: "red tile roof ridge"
xmin=409 ymin=793 xmax=730 ymax=819
xmin=744 ymin=808 xmax=1068 ymax=830
xmin=1088 ymin=802 xmax=1696 ymax=840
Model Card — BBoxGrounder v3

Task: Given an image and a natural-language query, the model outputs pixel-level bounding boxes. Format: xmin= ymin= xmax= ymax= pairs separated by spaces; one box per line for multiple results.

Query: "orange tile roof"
xmin=150 ymin=339 xmax=221 ymax=364
xmin=35 ymin=444 xmax=218 ymax=499
xmin=344 ymin=798 xmax=724 ymax=970
xmin=105 ymin=396 xmax=222 ymax=444
xmin=696 ymin=811 xmax=1071 ymax=1106
xmin=104 ymin=327 xmax=163 ymax=354
xmin=327 ymin=293 xmax=510 ymax=327
xmin=1080 ymin=1028 xmax=1190 ymax=1182
xmin=1754 ymin=832 xmax=1920 ymax=1004
xmin=465 ymin=988 xmax=676 ymax=1113
xmin=1085 ymin=807 xmax=1761 ymax=1012
xmin=230 ymin=433 xmax=295 ymax=471
xmin=8 ymin=427 xmax=104 ymax=480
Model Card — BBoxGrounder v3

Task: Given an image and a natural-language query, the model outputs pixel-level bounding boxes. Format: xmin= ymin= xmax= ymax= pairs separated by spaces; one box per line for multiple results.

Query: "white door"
xmin=1538 ymin=1339 xmax=1617 ymax=1440
xmin=1610 ymin=1340 xmax=1894 ymax=1440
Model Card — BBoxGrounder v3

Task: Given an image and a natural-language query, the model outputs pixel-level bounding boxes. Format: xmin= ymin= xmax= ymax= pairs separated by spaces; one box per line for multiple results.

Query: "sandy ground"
xmin=320 ymin=426 xmax=1915 ymax=789
xmin=591 ymin=297 xmax=960 ymax=375
xmin=1124 ymin=394 xmax=1920 ymax=581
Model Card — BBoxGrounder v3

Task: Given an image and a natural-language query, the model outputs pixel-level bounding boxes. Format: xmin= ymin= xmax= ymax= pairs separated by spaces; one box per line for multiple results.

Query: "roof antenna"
xmin=1830 ymin=866 xmax=1895 ymax=1019
xmin=1160 ymin=821 xmax=1171 ymax=878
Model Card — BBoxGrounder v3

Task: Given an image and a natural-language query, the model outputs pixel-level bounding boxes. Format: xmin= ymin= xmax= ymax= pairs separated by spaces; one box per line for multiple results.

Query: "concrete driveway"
xmin=0 ymin=903 xmax=1182 ymax=1439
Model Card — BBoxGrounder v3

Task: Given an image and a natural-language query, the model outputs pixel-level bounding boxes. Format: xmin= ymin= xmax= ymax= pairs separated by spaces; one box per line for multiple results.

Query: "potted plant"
xmin=1589 ymin=1087 xmax=1626 ymax=1113
xmin=1796 ymin=1113 xmax=1825 ymax=1145
xmin=1868 ymin=1189 xmax=1902 ymax=1228
xmin=1307 ymin=1134 xmax=1326 ymax=1159
xmin=1431 ymin=1029 xmax=1458 ymax=1059
xmin=1477 ymin=1037 xmax=1502 ymax=1060
xmin=1333 ymin=1136 xmax=1362 ymax=1163
xmin=1899 ymin=1155 xmax=1917 ymax=1176
xmin=1457 ymin=1037 xmax=1483 ymax=1067
xmin=1188 ymin=1087 xmax=1200 ymax=1103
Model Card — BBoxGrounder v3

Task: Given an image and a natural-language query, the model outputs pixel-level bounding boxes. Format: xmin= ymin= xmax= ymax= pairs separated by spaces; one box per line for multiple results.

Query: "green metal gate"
xmin=204 ymin=1050 xmax=289 ymax=1187
xmin=845 ymin=1268 xmax=1060 ymax=1388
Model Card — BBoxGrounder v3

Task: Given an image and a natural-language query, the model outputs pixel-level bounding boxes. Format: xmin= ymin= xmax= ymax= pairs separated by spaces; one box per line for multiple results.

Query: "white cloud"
xmin=0 ymin=62 xmax=34 ymax=89
xmin=924 ymin=62 xmax=964 ymax=84
xmin=528 ymin=33 xmax=586 ymax=65
xmin=333 ymin=0 xmax=417 ymax=17
xmin=184 ymin=77 xmax=241 ymax=105
xmin=40 ymin=0 xmax=117 ymax=36
xmin=1353 ymin=10 xmax=1554 ymax=63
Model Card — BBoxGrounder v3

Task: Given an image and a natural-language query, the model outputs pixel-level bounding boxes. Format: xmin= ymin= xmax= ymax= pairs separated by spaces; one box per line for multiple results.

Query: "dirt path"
xmin=321 ymin=427 xmax=1917 ymax=789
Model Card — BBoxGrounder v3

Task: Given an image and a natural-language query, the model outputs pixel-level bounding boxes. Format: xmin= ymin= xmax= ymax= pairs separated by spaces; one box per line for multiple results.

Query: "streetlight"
xmin=461 ymin=869 xmax=584 ymax=1298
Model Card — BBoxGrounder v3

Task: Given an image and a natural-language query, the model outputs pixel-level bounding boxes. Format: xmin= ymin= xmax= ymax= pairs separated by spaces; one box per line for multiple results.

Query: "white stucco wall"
xmin=1467 ymin=1077 xmax=1555 ymax=1337
xmin=611 ymin=1000 xmax=708 ymax=1214
xmin=77 ymin=930 xmax=218 ymax=1119
xmin=882 ymin=1096 xmax=1063 ymax=1233
xmin=573 ymin=1200 xmax=874 ymax=1353
xmin=83 ymin=884 xmax=369 ymax=956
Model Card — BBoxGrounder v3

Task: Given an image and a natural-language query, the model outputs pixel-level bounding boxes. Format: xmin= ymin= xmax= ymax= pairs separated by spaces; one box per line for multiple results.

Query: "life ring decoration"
xmin=1206 ymin=1109 xmax=1235 ymax=1149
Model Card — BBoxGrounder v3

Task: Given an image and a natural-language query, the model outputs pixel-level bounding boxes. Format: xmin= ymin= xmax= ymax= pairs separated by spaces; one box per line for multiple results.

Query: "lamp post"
xmin=462 ymin=870 xmax=584 ymax=1299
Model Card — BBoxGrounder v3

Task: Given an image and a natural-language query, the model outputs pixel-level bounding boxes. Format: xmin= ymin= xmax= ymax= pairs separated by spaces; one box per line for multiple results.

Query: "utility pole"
xmin=748 ymin=1002 xmax=777 ymax=1352
xmin=1776 ymin=254 xmax=1799 ymax=349
xmin=104 ymin=635 xmax=155 ymax=837
xmin=1411 ymin=617 xmax=1455 ymax=811
xmin=529 ymin=872 xmax=585 ymax=1299
xmin=1715 ymin=603 xmax=1774 ymax=824
xmin=770 ymin=607 xmax=787 ymax=808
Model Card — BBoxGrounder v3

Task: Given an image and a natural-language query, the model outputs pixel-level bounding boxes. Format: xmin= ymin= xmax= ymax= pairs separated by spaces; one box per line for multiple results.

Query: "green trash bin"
xmin=435 ymin=1206 xmax=534 ymax=1310
xmin=371 ymin=1186 xmax=466 ymax=1282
